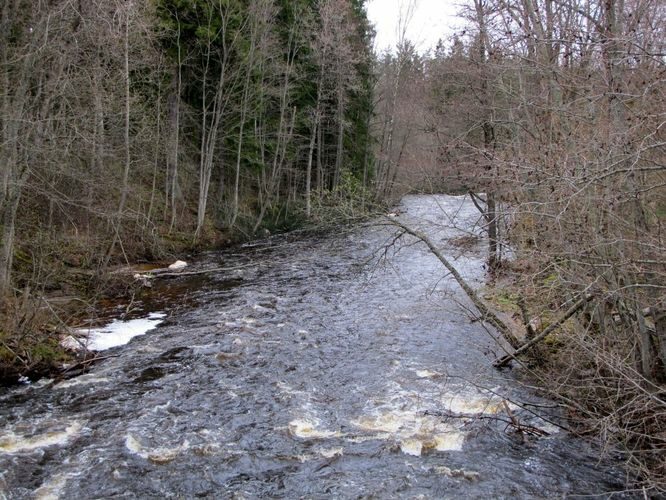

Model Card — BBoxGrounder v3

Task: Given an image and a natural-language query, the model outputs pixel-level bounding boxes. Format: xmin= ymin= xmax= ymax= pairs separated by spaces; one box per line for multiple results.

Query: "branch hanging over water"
xmin=387 ymin=218 xmax=521 ymax=349
xmin=387 ymin=218 xmax=596 ymax=368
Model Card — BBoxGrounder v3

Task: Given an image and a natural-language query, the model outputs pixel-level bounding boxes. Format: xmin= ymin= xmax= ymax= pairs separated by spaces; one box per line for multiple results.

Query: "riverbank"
xmin=0 ymin=208 xmax=380 ymax=386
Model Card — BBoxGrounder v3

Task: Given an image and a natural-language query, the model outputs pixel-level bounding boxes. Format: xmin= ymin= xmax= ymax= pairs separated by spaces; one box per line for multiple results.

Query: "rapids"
xmin=0 ymin=195 xmax=630 ymax=498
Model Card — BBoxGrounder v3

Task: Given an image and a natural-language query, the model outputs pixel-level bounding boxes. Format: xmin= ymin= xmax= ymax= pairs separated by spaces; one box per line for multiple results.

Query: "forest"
xmin=1 ymin=0 xmax=665 ymax=494
xmin=1 ymin=0 xmax=374 ymax=370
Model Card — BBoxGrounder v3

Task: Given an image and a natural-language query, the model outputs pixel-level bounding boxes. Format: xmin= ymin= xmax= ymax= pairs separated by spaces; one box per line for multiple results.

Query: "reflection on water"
xmin=0 ymin=195 xmax=630 ymax=498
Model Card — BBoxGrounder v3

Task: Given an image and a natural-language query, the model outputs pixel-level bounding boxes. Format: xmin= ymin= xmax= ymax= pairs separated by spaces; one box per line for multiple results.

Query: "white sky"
xmin=366 ymin=0 xmax=463 ymax=54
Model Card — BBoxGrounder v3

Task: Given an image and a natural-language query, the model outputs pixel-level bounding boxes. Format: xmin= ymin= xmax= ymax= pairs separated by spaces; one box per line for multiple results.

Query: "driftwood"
xmin=494 ymin=294 xmax=594 ymax=368
xmin=388 ymin=218 xmax=521 ymax=349
xmin=56 ymin=354 xmax=121 ymax=381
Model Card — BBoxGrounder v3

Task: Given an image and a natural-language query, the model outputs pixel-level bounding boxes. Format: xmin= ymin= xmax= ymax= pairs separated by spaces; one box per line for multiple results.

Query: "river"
xmin=0 ymin=195 xmax=630 ymax=498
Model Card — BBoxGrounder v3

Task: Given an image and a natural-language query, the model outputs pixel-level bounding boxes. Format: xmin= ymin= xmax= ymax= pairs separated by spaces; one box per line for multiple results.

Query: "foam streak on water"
xmin=0 ymin=422 xmax=82 ymax=454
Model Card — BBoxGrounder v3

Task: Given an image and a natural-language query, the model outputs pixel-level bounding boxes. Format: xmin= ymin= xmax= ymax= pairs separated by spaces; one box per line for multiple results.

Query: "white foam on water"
xmin=349 ymin=382 xmax=532 ymax=456
xmin=317 ymin=446 xmax=344 ymax=458
xmin=288 ymin=419 xmax=341 ymax=439
xmin=352 ymin=377 xmax=558 ymax=456
xmin=54 ymin=375 xmax=110 ymax=389
xmin=125 ymin=434 xmax=189 ymax=464
xmin=75 ymin=312 xmax=166 ymax=350
xmin=442 ymin=390 xmax=520 ymax=415
xmin=34 ymin=472 xmax=79 ymax=500
xmin=351 ymin=407 xmax=466 ymax=456
xmin=400 ymin=439 xmax=423 ymax=456
xmin=434 ymin=432 xmax=466 ymax=451
xmin=352 ymin=411 xmax=413 ymax=434
xmin=433 ymin=465 xmax=480 ymax=481
xmin=0 ymin=422 xmax=82 ymax=454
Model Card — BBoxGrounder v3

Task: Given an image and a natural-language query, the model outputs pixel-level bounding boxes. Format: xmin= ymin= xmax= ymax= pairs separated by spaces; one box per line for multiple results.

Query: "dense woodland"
xmin=1 ymin=0 xmax=666 ymax=492
xmin=0 ymin=0 xmax=375 ymax=380
xmin=0 ymin=0 xmax=374 ymax=292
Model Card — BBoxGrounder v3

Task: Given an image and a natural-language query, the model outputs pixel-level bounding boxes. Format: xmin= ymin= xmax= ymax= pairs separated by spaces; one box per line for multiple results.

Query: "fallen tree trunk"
xmin=388 ymin=218 xmax=597 ymax=368
xmin=494 ymin=294 xmax=594 ymax=368
xmin=388 ymin=218 xmax=521 ymax=349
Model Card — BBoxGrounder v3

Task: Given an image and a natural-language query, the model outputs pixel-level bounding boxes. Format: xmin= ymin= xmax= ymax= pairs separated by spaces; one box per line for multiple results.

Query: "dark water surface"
xmin=0 ymin=195 xmax=630 ymax=499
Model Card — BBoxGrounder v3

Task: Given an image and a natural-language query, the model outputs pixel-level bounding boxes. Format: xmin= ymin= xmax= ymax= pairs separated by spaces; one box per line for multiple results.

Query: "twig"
xmin=468 ymin=191 xmax=489 ymax=221
xmin=62 ymin=354 xmax=120 ymax=373
xmin=424 ymin=406 xmax=550 ymax=438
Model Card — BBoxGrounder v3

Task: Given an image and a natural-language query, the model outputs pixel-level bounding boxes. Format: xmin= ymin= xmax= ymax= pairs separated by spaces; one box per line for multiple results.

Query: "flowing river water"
xmin=0 ymin=195 xmax=630 ymax=498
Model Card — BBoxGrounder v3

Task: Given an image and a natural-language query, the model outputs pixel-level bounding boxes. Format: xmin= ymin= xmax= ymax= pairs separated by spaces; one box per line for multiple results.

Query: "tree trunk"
xmin=104 ymin=4 xmax=132 ymax=265
xmin=231 ymin=98 xmax=248 ymax=227
xmin=0 ymin=191 xmax=21 ymax=296
xmin=147 ymin=67 xmax=162 ymax=228
xmin=495 ymin=295 xmax=595 ymax=368
xmin=196 ymin=42 xmax=229 ymax=240
xmin=231 ymin=40 xmax=255 ymax=228
xmin=90 ymin=70 xmax=106 ymax=219
xmin=637 ymin=305 xmax=655 ymax=380
xmin=334 ymin=83 xmax=345 ymax=190
xmin=305 ymin=67 xmax=323 ymax=218
xmin=653 ymin=308 xmax=666 ymax=381
xmin=487 ymin=193 xmax=498 ymax=267
xmin=476 ymin=0 xmax=499 ymax=270
xmin=391 ymin=218 xmax=521 ymax=349
xmin=305 ymin=118 xmax=318 ymax=218
xmin=316 ymin=123 xmax=324 ymax=196
xmin=167 ymin=58 xmax=181 ymax=231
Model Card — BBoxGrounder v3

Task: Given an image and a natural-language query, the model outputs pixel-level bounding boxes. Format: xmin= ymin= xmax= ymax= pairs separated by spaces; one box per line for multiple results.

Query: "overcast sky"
xmin=366 ymin=0 xmax=463 ymax=54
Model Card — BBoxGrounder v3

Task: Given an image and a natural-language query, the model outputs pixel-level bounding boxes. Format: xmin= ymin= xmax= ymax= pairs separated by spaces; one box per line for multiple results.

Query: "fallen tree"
xmin=388 ymin=217 xmax=596 ymax=368
xmin=493 ymin=294 xmax=594 ymax=368
xmin=388 ymin=217 xmax=520 ymax=349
